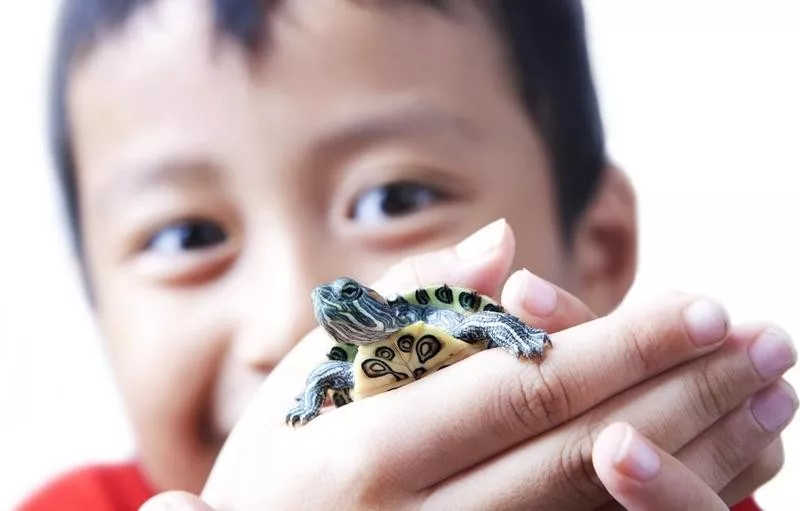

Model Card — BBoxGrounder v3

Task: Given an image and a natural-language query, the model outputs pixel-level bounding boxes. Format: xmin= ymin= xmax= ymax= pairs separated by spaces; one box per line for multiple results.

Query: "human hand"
xmin=140 ymin=220 xmax=797 ymax=510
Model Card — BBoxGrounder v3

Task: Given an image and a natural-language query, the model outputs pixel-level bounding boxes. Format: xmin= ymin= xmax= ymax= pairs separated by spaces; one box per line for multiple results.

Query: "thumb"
xmin=140 ymin=491 xmax=216 ymax=511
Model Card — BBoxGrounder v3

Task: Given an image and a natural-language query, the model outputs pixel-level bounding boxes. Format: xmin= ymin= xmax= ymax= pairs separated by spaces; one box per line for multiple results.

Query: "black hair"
xmin=50 ymin=0 xmax=606 ymax=267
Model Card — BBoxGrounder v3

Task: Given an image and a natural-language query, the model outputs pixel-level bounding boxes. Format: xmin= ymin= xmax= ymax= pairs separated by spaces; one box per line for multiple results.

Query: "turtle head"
xmin=311 ymin=277 xmax=399 ymax=345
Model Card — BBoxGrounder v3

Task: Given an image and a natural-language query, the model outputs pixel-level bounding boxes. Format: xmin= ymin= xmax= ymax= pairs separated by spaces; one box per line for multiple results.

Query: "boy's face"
xmin=67 ymin=0 xmax=636 ymax=492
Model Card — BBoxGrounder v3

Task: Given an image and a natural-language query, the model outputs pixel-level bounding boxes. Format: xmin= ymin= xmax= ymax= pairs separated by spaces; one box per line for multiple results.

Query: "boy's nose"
xmin=228 ymin=238 xmax=321 ymax=373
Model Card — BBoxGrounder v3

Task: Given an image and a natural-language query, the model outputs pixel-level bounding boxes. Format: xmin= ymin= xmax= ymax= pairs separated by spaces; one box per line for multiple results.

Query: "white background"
xmin=1 ymin=1 xmax=798 ymax=509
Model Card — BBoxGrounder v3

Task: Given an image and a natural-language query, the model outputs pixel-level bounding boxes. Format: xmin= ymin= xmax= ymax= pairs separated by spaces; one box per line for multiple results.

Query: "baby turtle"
xmin=286 ymin=277 xmax=552 ymax=426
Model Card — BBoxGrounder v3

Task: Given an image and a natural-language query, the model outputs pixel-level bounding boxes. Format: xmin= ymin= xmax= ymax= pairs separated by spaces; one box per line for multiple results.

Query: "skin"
xmin=61 ymin=0 xmax=796 ymax=508
xmin=143 ymin=235 xmax=796 ymax=510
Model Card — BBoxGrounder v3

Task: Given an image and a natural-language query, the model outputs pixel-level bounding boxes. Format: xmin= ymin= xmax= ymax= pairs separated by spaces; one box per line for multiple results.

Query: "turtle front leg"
xmin=451 ymin=311 xmax=552 ymax=359
xmin=286 ymin=360 xmax=355 ymax=427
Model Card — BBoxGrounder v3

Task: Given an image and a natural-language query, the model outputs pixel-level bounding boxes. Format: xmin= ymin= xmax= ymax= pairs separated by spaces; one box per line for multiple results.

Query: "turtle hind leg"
xmin=451 ymin=312 xmax=552 ymax=359
xmin=331 ymin=389 xmax=353 ymax=407
xmin=286 ymin=360 xmax=355 ymax=427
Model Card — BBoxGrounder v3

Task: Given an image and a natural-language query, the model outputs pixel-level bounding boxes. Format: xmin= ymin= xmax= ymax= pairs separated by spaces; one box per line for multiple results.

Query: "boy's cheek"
xmin=96 ymin=281 xmax=232 ymax=435
xmin=96 ymin=291 xmax=236 ymax=489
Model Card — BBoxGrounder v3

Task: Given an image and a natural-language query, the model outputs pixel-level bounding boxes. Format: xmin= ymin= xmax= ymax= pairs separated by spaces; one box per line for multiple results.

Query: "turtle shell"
xmin=387 ymin=283 xmax=505 ymax=315
xmin=346 ymin=284 xmax=503 ymax=400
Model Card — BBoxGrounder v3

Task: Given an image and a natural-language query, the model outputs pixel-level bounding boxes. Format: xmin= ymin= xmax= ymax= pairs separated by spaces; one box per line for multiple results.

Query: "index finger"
xmin=501 ymin=267 xmax=598 ymax=334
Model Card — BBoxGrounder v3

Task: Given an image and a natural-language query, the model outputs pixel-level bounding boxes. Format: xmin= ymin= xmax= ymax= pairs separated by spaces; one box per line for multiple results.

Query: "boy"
xmin=20 ymin=0 xmax=796 ymax=509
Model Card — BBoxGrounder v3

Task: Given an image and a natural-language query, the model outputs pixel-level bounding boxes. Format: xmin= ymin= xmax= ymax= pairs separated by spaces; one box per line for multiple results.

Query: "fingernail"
xmin=683 ymin=299 xmax=729 ymax=346
xmin=614 ymin=424 xmax=661 ymax=482
xmin=518 ymin=269 xmax=557 ymax=317
xmin=750 ymin=382 xmax=798 ymax=433
xmin=454 ymin=218 xmax=507 ymax=260
xmin=748 ymin=328 xmax=797 ymax=381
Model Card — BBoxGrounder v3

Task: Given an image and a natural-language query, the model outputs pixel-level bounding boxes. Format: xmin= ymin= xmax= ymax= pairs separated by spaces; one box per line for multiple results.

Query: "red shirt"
xmin=17 ymin=462 xmax=763 ymax=510
xmin=17 ymin=463 xmax=155 ymax=511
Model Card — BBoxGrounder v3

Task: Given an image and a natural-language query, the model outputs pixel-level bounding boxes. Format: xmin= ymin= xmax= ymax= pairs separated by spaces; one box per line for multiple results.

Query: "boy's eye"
xmin=350 ymin=181 xmax=446 ymax=224
xmin=144 ymin=220 xmax=228 ymax=253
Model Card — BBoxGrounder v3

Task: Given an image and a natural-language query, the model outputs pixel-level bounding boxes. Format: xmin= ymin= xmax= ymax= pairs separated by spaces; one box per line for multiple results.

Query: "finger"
xmin=599 ymin=387 xmax=793 ymax=511
xmin=428 ymin=323 xmax=796 ymax=509
xmin=501 ymin=268 xmax=597 ymax=333
xmin=372 ymin=217 xmax=516 ymax=299
xmin=675 ymin=379 xmax=797 ymax=502
xmin=317 ymin=292 xmax=733 ymax=495
xmin=592 ymin=423 xmax=729 ymax=511
xmin=140 ymin=492 xmax=215 ymax=511
xmin=718 ymin=438 xmax=784 ymax=507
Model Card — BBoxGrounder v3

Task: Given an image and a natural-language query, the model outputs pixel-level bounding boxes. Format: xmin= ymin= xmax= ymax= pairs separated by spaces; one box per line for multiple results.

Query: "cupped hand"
xmin=140 ymin=220 xmax=797 ymax=511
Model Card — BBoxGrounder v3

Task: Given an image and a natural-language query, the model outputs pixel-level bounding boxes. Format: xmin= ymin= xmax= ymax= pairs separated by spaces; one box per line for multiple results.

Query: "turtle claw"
xmin=285 ymin=393 xmax=310 ymax=426
xmin=285 ymin=360 xmax=355 ymax=427
xmin=505 ymin=329 xmax=551 ymax=359
xmin=285 ymin=402 xmax=321 ymax=427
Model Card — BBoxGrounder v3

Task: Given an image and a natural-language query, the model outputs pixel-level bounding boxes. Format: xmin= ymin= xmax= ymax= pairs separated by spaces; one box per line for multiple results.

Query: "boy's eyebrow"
xmin=92 ymin=160 xmax=219 ymax=211
xmin=312 ymin=101 xmax=479 ymax=151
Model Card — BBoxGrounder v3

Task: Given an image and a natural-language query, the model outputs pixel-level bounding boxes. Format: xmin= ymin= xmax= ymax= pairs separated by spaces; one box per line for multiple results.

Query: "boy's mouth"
xmin=210 ymin=357 xmax=271 ymax=439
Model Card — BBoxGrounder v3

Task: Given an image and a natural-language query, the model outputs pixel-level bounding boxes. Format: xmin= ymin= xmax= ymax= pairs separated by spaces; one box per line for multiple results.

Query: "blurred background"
xmin=0 ymin=0 xmax=797 ymax=509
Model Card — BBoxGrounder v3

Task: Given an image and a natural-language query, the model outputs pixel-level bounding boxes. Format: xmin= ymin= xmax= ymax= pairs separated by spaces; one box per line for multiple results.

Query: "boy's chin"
xmin=137 ymin=429 xmax=221 ymax=494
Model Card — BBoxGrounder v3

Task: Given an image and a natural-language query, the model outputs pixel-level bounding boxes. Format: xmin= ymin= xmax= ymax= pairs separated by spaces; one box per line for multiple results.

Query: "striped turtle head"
xmin=311 ymin=277 xmax=400 ymax=345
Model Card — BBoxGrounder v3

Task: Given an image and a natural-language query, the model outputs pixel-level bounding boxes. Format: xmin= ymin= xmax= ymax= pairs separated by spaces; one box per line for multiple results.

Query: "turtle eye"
xmin=340 ymin=282 xmax=362 ymax=300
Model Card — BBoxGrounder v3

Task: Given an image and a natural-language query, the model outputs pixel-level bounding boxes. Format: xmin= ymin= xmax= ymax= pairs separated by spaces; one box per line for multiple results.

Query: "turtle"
xmin=286 ymin=277 xmax=552 ymax=426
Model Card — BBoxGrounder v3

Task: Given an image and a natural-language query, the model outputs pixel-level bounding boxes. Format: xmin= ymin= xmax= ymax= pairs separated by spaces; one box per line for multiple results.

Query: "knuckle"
xmin=686 ymin=358 xmax=735 ymax=422
xmin=609 ymin=293 xmax=703 ymax=378
xmin=348 ymin=446 xmax=406 ymax=505
xmin=683 ymin=411 xmax=785 ymax=493
xmin=751 ymin=440 xmax=785 ymax=485
xmin=556 ymin=417 xmax=611 ymax=505
xmin=705 ymin=425 xmax=751 ymax=483
xmin=719 ymin=441 xmax=784 ymax=506
xmin=616 ymin=315 xmax=658 ymax=376
xmin=331 ymin=427 xmax=406 ymax=502
xmin=497 ymin=364 xmax=573 ymax=434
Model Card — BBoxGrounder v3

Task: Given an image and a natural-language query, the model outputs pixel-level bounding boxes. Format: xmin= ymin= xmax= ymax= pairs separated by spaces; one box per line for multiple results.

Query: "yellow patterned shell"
xmin=335 ymin=283 xmax=504 ymax=400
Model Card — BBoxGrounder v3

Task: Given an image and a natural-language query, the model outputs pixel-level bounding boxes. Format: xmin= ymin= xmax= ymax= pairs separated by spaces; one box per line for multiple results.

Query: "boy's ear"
xmin=570 ymin=165 xmax=638 ymax=315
